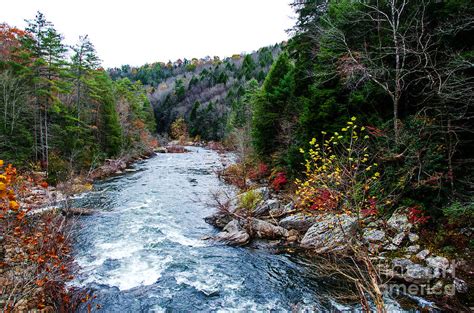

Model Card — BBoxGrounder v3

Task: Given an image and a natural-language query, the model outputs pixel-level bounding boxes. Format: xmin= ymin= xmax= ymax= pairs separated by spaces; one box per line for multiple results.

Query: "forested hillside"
xmin=108 ymin=45 xmax=282 ymax=140
xmin=0 ymin=13 xmax=157 ymax=182
xmin=238 ymin=0 xmax=474 ymax=225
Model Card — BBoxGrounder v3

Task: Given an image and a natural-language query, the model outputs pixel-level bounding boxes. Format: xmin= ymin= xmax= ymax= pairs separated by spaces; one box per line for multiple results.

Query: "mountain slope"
xmin=108 ymin=44 xmax=283 ymax=140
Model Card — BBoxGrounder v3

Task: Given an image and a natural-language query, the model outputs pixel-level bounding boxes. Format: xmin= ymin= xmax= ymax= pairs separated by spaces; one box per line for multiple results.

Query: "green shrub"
xmin=442 ymin=201 xmax=474 ymax=223
xmin=238 ymin=189 xmax=263 ymax=211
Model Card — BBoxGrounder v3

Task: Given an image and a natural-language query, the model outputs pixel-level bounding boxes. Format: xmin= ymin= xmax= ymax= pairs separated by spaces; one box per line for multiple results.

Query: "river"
xmin=71 ymin=147 xmax=405 ymax=312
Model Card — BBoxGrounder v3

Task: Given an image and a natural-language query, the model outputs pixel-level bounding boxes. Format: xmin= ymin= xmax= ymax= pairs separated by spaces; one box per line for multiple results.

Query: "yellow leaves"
xmin=9 ymin=200 xmax=19 ymax=211
xmin=0 ymin=182 xmax=5 ymax=191
xmin=364 ymin=135 xmax=369 ymax=139
xmin=299 ymin=148 xmax=305 ymax=154
xmin=295 ymin=118 xmax=383 ymax=213
xmin=0 ymin=160 xmax=3 ymax=167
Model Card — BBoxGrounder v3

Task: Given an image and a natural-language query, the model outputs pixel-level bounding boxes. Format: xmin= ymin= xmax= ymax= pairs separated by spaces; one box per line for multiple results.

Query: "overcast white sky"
xmin=2 ymin=0 xmax=295 ymax=68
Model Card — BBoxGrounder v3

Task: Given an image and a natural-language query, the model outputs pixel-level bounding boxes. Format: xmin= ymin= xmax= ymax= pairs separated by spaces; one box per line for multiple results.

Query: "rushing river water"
xmin=72 ymin=147 xmax=406 ymax=312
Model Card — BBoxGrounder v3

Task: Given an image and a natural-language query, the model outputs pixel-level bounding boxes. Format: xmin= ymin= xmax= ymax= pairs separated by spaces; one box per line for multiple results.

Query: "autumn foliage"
xmin=0 ymin=161 xmax=79 ymax=311
xmin=295 ymin=118 xmax=388 ymax=216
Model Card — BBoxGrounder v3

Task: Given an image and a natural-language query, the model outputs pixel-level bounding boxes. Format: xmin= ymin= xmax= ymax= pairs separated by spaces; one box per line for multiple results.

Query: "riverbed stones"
xmin=214 ymin=220 xmax=249 ymax=246
xmin=300 ymin=213 xmax=357 ymax=253
xmin=250 ymin=218 xmax=288 ymax=239
xmin=363 ymin=229 xmax=386 ymax=242
xmin=278 ymin=213 xmax=318 ymax=233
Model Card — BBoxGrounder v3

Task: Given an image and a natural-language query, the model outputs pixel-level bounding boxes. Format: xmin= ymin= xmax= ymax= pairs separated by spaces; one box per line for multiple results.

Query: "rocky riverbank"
xmin=204 ymin=186 xmax=473 ymax=311
xmin=1 ymin=147 xmax=165 ymax=311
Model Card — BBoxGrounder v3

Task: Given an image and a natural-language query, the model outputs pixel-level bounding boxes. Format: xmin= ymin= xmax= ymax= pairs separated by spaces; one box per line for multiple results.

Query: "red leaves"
xmin=366 ymin=125 xmax=385 ymax=137
xmin=309 ymin=188 xmax=340 ymax=211
xmin=271 ymin=172 xmax=288 ymax=192
xmin=361 ymin=197 xmax=379 ymax=217
xmin=40 ymin=181 xmax=49 ymax=188
xmin=407 ymin=205 xmax=430 ymax=225
xmin=247 ymin=163 xmax=269 ymax=181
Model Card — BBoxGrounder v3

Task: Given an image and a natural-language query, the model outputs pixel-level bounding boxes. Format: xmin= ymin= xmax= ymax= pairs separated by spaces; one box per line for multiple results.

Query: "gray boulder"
xmin=406 ymin=245 xmax=420 ymax=253
xmin=392 ymin=257 xmax=414 ymax=270
xmin=269 ymin=202 xmax=295 ymax=217
xmin=408 ymin=233 xmax=419 ymax=242
xmin=279 ymin=213 xmax=319 ymax=233
xmin=416 ymin=249 xmax=430 ymax=260
xmin=387 ymin=210 xmax=412 ymax=231
xmin=405 ymin=264 xmax=434 ymax=283
xmin=300 ymin=214 xmax=357 ymax=253
xmin=426 ymin=256 xmax=450 ymax=270
xmin=254 ymin=199 xmax=281 ymax=216
xmin=391 ymin=258 xmax=433 ymax=283
xmin=204 ymin=212 xmax=233 ymax=229
xmin=384 ymin=243 xmax=399 ymax=251
xmin=392 ymin=232 xmax=406 ymax=246
xmin=426 ymin=256 xmax=450 ymax=278
xmin=454 ymin=278 xmax=468 ymax=293
xmin=214 ymin=220 xmax=249 ymax=246
xmin=363 ymin=229 xmax=386 ymax=242
xmin=250 ymin=219 xmax=288 ymax=239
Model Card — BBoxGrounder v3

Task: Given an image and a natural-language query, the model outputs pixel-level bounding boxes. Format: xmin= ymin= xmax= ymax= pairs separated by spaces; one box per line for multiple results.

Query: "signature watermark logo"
xmin=378 ymin=258 xmax=462 ymax=297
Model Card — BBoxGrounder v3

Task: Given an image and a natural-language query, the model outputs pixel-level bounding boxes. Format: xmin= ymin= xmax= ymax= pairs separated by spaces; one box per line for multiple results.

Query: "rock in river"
xmin=204 ymin=212 xmax=233 ymax=229
xmin=214 ymin=220 xmax=250 ymax=246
